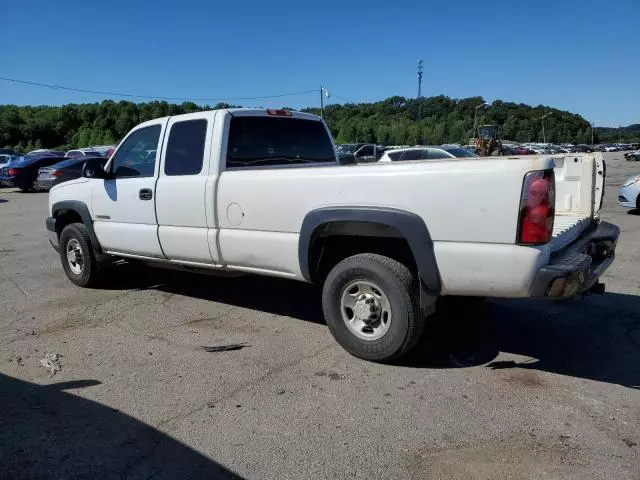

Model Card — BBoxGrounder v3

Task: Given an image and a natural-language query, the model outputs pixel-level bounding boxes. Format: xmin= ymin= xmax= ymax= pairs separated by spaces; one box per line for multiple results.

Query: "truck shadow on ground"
xmin=104 ymin=265 xmax=639 ymax=390
xmin=103 ymin=264 xmax=325 ymax=324
xmin=404 ymin=293 xmax=640 ymax=390
xmin=0 ymin=374 xmax=242 ymax=479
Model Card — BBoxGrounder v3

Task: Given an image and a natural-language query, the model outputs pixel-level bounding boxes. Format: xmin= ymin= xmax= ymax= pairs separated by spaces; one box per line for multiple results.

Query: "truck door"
xmin=155 ymin=112 xmax=219 ymax=263
xmin=90 ymin=119 xmax=166 ymax=257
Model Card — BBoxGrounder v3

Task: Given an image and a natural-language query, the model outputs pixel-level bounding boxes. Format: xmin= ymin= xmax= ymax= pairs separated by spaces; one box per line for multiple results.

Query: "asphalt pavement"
xmin=0 ymin=152 xmax=638 ymax=479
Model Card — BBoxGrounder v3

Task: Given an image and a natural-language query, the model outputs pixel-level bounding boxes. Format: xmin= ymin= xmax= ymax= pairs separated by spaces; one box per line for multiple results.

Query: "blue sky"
xmin=2 ymin=0 xmax=638 ymax=126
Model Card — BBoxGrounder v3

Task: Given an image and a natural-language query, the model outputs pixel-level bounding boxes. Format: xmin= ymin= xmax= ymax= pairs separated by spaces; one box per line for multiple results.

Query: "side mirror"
xmin=82 ymin=158 xmax=109 ymax=179
xmin=338 ymin=154 xmax=357 ymax=165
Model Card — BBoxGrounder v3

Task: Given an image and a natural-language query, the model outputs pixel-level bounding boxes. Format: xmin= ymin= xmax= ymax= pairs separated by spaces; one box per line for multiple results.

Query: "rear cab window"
xmin=226 ymin=116 xmax=336 ymax=169
xmin=164 ymin=119 xmax=207 ymax=176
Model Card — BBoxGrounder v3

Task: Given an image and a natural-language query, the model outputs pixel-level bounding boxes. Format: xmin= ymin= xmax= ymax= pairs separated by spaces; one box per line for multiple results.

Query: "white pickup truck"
xmin=46 ymin=108 xmax=619 ymax=361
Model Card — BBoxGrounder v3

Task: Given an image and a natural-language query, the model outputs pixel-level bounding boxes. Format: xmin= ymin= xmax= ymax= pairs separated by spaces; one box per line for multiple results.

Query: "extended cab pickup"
xmin=46 ymin=109 xmax=619 ymax=361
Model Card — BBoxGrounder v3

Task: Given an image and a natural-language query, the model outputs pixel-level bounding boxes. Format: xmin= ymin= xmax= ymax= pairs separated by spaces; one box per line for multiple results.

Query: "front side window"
xmin=226 ymin=117 xmax=335 ymax=168
xmin=110 ymin=125 xmax=161 ymax=178
xmin=164 ymin=119 xmax=207 ymax=176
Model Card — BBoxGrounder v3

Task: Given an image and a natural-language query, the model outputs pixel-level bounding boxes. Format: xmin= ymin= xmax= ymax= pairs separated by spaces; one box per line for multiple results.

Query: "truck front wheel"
xmin=59 ymin=223 xmax=101 ymax=287
xmin=322 ymin=253 xmax=424 ymax=361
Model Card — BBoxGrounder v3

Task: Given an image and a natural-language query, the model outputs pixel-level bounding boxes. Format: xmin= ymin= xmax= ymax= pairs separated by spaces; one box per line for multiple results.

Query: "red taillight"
xmin=51 ymin=170 xmax=63 ymax=177
xmin=517 ymin=170 xmax=555 ymax=245
xmin=266 ymin=109 xmax=292 ymax=117
xmin=7 ymin=168 xmax=18 ymax=176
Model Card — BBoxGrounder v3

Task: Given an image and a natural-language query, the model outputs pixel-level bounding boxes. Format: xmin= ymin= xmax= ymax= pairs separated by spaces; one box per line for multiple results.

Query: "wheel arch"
xmin=51 ymin=200 xmax=102 ymax=253
xmin=299 ymin=206 xmax=441 ymax=294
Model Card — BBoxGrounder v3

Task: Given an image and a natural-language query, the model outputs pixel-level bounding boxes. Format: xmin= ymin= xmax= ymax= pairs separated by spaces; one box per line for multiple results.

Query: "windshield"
xmin=227 ymin=117 xmax=336 ymax=167
xmin=442 ymin=147 xmax=478 ymax=157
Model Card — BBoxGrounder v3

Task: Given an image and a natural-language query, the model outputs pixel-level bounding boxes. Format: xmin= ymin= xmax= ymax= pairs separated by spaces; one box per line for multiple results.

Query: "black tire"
xmin=59 ymin=223 xmax=100 ymax=287
xmin=322 ymin=253 xmax=424 ymax=361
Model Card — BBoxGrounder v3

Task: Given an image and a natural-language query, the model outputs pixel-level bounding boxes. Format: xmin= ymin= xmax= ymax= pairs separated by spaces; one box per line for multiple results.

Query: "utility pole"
xmin=539 ymin=112 xmax=552 ymax=143
xmin=417 ymin=59 xmax=423 ymax=144
xmin=591 ymin=121 xmax=594 ymax=145
xmin=417 ymin=60 xmax=423 ymax=101
xmin=320 ymin=86 xmax=330 ymax=118
xmin=473 ymin=102 xmax=488 ymax=140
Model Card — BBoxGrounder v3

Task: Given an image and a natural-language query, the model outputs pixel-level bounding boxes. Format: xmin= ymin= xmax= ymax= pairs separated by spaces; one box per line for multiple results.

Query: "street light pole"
xmin=539 ymin=112 xmax=552 ymax=143
xmin=473 ymin=102 xmax=488 ymax=140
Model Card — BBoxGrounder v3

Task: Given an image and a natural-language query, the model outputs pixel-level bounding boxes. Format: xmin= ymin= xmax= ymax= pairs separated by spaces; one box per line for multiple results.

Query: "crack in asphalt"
xmin=0 ymin=262 xmax=28 ymax=297
xmin=154 ymin=341 xmax=336 ymax=430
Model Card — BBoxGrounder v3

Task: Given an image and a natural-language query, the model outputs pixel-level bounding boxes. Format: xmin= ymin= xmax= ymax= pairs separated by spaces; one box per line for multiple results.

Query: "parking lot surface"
xmin=1 ymin=153 xmax=638 ymax=479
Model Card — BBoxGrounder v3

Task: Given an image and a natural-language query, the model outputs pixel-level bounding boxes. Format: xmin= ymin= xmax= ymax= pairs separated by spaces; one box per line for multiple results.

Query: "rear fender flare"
xmin=299 ymin=206 xmax=441 ymax=294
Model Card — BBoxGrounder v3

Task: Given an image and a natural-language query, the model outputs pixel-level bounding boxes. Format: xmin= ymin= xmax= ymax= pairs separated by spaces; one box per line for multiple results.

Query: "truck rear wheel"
xmin=59 ymin=223 xmax=100 ymax=287
xmin=322 ymin=253 xmax=424 ymax=361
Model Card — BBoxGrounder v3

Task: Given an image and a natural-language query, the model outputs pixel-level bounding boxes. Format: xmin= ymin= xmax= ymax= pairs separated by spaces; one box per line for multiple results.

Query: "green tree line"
xmin=0 ymin=95 xmax=634 ymax=151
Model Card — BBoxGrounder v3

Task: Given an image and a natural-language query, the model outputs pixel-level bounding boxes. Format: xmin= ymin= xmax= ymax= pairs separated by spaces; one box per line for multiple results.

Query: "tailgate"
xmin=550 ymin=153 xmax=604 ymax=252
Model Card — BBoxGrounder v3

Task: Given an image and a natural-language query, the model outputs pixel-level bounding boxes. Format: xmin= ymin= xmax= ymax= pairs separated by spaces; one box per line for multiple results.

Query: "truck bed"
xmin=550 ymin=213 xmax=591 ymax=252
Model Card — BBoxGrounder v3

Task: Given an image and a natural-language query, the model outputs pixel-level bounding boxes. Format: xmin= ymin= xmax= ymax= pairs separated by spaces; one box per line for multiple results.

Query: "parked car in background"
xmin=618 ymin=175 xmax=640 ymax=210
xmin=378 ymin=147 xmax=456 ymax=162
xmin=439 ymin=144 xmax=479 ymax=158
xmin=0 ymin=153 xmax=66 ymax=191
xmin=624 ymin=150 xmax=640 ymax=161
xmin=65 ymin=149 xmax=103 ymax=158
xmin=529 ymin=146 xmax=552 ymax=154
xmin=0 ymin=154 xmax=12 ymax=167
xmin=0 ymin=148 xmax=22 ymax=157
xmin=574 ymin=145 xmax=593 ymax=153
xmin=27 ymin=149 xmax=63 ymax=155
xmin=37 ymin=157 xmax=105 ymax=190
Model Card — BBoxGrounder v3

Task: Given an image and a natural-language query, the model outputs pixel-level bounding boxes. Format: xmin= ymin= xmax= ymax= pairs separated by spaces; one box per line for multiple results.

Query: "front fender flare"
xmin=51 ymin=200 xmax=102 ymax=253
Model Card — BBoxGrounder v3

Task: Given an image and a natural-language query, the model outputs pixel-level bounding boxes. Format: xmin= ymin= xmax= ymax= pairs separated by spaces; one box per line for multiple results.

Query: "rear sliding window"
xmin=226 ymin=117 xmax=335 ymax=168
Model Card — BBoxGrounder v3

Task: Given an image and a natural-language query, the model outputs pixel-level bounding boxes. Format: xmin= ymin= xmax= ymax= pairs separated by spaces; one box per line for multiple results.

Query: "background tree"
xmin=0 ymin=96 xmax=635 ymax=152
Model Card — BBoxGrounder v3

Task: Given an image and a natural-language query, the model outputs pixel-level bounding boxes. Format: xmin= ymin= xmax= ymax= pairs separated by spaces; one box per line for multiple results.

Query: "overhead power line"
xmin=0 ymin=76 xmax=318 ymax=102
xmin=328 ymin=93 xmax=353 ymax=104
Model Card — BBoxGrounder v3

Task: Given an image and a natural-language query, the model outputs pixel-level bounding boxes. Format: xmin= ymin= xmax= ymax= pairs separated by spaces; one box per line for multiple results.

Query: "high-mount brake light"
xmin=266 ymin=109 xmax=292 ymax=117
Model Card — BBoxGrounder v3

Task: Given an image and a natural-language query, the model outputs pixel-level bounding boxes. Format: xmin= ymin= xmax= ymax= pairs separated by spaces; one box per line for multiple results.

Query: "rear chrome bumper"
xmin=530 ymin=221 xmax=619 ymax=298
xmin=46 ymin=216 xmax=59 ymax=252
xmin=37 ymin=179 xmax=56 ymax=190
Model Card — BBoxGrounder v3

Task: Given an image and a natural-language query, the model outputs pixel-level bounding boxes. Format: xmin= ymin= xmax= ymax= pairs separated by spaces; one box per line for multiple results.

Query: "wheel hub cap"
xmin=66 ymin=239 xmax=84 ymax=275
xmin=354 ymin=293 xmax=380 ymax=324
xmin=340 ymin=280 xmax=392 ymax=341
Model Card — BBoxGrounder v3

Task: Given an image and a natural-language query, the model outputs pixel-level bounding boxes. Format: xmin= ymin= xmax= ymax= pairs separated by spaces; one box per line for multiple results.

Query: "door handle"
xmin=139 ymin=188 xmax=153 ymax=200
